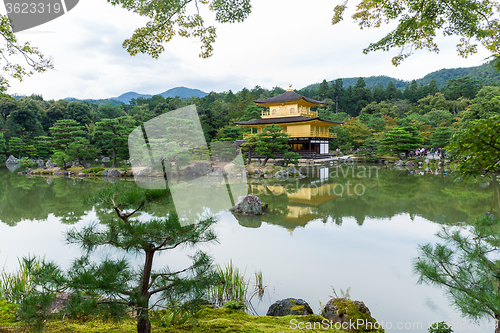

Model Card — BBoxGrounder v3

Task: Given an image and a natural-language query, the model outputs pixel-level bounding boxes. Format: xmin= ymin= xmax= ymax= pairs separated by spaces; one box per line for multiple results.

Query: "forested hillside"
xmin=308 ymin=61 xmax=500 ymax=90
xmin=0 ymin=66 xmax=497 ymax=165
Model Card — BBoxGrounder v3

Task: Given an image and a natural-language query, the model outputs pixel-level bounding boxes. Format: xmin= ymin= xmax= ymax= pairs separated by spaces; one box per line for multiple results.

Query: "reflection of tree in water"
xmin=245 ymin=167 xmax=498 ymax=230
xmin=0 ymin=169 xmax=104 ymax=226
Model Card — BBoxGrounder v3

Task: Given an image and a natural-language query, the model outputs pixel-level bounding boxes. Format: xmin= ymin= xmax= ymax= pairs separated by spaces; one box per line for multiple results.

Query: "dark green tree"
xmin=49 ymin=119 xmax=86 ymax=169
xmin=459 ymin=86 xmax=500 ymax=127
xmin=380 ymin=126 xmax=422 ymax=160
xmin=8 ymin=137 xmax=26 ymax=158
xmin=0 ymin=97 xmax=16 ymax=123
xmin=317 ymin=79 xmax=330 ymax=100
xmin=240 ymin=134 xmax=259 ymax=164
xmin=0 ymin=132 xmax=6 ymax=162
xmin=67 ymin=137 xmax=100 ymax=167
xmin=49 ymin=119 xmax=86 ymax=152
xmin=5 ymin=99 xmax=43 ymax=140
xmin=372 ymin=84 xmax=386 ymax=103
xmin=283 ymin=151 xmax=301 ymax=166
xmin=385 ymin=81 xmax=398 ymax=100
xmin=430 ymin=127 xmax=453 ymax=158
xmin=255 ymin=124 xmax=290 ymax=166
xmin=444 ymin=76 xmax=481 ymax=100
xmin=33 ymin=136 xmax=53 ymax=159
xmin=428 ymin=80 xmax=440 ymax=96
xmin=65 ymin=101 xmax=92 ymax=127
xmin=93 ymin=117 xmax=135 ymax=168
xmin=239 ymin=104 xmax=263 ymax=121
xmin=446 ymin=116 xmax=500 ymax=179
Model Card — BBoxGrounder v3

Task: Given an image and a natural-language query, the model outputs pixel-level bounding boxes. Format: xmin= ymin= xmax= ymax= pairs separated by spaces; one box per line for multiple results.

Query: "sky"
xmin=2 ymin=0 xmax=494 ymax=101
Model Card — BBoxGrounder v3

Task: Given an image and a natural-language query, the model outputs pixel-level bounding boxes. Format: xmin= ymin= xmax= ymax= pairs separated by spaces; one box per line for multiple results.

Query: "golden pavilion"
xmin=234 ymin=88 xmax=343 ymax=158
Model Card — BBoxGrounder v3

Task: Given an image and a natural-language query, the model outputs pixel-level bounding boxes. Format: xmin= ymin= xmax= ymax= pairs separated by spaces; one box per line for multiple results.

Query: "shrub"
xmin=223 ymin=300 xmax=246 ymax=310
xmin=18 ymin=157 xmax=35 ymax=170
xmin=81 ymin=167 xmax=105 ymax=174
xmin=428 ymin=321 xmax=453 ymax=333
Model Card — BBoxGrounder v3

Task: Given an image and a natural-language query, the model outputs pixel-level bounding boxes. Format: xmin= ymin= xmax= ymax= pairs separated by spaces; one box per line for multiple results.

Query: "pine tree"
xmin=0 ymin=132 xmax=6 ymax=162
xmin=93 ymin=117 xmax=135 ymax=168
xmin=49 ymin=119 xmax=86 ymax=169
xmin=255 ymin=124 xmax=290 ymax=166
xmin=380 ymin=126 xmax=422 ymax=160
xmin=16 ymin=182 xmax=219 ymax=333
xmin=8 ymin=137 xmax=26 ymax=158
xmin=414 ymin=214 xmax=500 ymax=333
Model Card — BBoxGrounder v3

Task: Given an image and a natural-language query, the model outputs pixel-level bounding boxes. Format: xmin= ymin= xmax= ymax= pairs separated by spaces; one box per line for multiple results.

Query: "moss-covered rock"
xmin=267 ymin=298 xmax=313 ymax=316
xmin=322 ymin=298 xmax=383 ymax=332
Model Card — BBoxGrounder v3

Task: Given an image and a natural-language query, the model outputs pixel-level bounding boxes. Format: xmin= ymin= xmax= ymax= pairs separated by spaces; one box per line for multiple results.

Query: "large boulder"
xmin=322 ymin=298 xmax=380 ymax=330
xmin=107 ymin=169 xmax=121 ymax=177
xmin=405 ymin=161 xmax=415 ymax=167
xmin=46 ymin=160 xmax=55 ymax=168
xmin=5 ymin=155 xmax=18 ymax=164
xmin=231 ymin=195 xmax=266 ymax=215
xmin=134 ymin=167 xmax=152 ymax=176
xmin=267 ymin=298 xmax=313 ymax=316
xmin=193 ymin=162 xmax=212 ymax=175
xmin=394 ymin=160 xmax=404 ymax=166
xmin=102 ymin=157 xmax=111 ymax=163
xmin=274 ymin=170 xmax=289 ymax=179
xmin=35 ymin=159 xmax=44 ymax=168
xmin=183 ymin=165 xmax=196 ymax=177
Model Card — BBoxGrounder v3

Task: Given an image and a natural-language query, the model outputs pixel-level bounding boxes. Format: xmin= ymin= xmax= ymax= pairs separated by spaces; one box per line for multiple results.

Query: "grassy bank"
xmin=0 ymin=307 xmax=357 ymax=333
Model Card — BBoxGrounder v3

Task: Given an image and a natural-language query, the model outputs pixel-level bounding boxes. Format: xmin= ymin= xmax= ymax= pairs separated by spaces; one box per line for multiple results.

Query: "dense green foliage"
xmin=446 ymin=116 xmax=500 ymax=179
xmin=0 ymin=70 xmax=499 ymax=165
xmin=333 ymin=0 xmax=500 ymax=66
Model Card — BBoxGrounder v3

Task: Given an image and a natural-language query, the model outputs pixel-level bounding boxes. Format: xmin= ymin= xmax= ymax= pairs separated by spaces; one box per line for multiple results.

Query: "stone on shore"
xmin=267 ymin=298 xmax=313 ymax=316
xmin=322 ymin=298 xmax=379 ymax=330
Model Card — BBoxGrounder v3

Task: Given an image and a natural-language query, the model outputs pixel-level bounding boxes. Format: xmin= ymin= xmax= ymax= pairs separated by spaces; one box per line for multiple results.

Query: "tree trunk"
xmin=261 ymin=156 xmax=269 ymax=167
xmin=137 ymin=313 xmax=151 ymax=333
xmin=247 ymin=149 xmax=252 ymax=165
xmin=112 ymin=145 xmax=117 ymax=168
xmin=136 ymin=248 xmax=154 ymax=333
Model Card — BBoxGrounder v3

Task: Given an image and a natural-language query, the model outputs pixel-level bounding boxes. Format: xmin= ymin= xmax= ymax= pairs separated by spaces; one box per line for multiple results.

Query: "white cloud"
xmin=4 ymin=0 xmax=493 ymax=100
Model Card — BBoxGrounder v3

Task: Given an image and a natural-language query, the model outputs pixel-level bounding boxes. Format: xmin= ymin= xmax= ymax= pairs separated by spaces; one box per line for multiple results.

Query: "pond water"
xmin=0 ymin=165 xmax=498 ymax=332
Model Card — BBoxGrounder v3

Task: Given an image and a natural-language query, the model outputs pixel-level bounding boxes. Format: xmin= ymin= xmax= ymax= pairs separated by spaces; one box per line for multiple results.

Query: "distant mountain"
xmin=113 ymin=87 xmax=208 ymax=104
xmin=112 ymin=92 xmax=153 ymax=104
xmin=160 ymin=87 xmax=208 ymax=99
xmin=61 ymin=87 xmax=209 ymax=105
xmin=304 ymin=61 xmax=500 ymax=91
xmin=64 ymin=97 xmax=124 ymax=106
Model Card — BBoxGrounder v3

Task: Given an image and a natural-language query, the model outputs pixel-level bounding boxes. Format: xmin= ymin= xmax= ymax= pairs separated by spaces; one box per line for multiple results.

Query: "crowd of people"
xmin=408 ymin=148 xmax=447 ymax=159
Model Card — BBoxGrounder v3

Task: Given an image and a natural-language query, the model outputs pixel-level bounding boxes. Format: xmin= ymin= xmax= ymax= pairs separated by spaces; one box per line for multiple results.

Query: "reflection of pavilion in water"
xmin=244 ymin=172 xmax=347 ymax=230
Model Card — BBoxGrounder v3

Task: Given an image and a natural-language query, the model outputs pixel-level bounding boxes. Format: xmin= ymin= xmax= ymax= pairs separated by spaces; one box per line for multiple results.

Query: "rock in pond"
xmin=267 ymin=298 xmax=313 ymax=316
xmin=6 ymin=155 xmax=18 ymax=164
xmin=231 ymin=195 xmax=267 ymax=215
